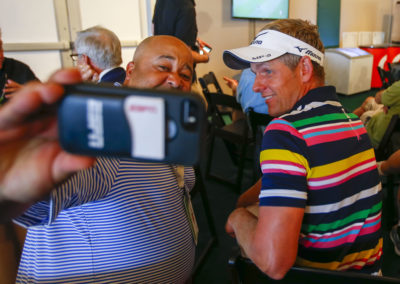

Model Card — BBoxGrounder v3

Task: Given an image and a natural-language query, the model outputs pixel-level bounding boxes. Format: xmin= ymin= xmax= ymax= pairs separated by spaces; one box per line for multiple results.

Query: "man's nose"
xmin=252 ymin=74 xmax=264 ymax=93
xmin=166 ymin=73 xmax=181 ymax=89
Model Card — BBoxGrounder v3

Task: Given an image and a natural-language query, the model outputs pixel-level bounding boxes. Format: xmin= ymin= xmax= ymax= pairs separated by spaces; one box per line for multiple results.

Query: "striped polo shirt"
xmin=15 ymin=157 xmax=196 ymax=283
xmin=259 ymin=86 xmax=382 ymax=272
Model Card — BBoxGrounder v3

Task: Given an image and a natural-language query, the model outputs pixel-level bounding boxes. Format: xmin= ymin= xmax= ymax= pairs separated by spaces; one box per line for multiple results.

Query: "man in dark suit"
xmin=71 ymin=26 xmax=126 ymax=85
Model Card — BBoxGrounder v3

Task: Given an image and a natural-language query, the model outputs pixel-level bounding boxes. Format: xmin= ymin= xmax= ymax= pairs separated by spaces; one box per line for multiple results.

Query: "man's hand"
xmin=3 ymin=79 xmax=23 ymax=98
xmin=0 ymin=68 xmax=95 ymax=221
xmin=222 ymin=76 xmax=238 ymax=95
xmin=77 ymin=62 xmax=99 ymax=82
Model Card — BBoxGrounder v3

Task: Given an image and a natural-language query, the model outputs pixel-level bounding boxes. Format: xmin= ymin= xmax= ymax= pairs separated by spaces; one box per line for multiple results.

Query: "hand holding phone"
xmin=199 ymin=45 xmax=212 ymax=55
xmin=197 ymin=38 xmax=212 ymax=55
xmin=58 ymin=83 xmax=207 ymax=165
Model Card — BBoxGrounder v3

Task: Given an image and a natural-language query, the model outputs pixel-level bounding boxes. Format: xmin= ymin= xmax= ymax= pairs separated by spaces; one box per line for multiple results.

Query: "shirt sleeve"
xmin=14 ymin=157 xmax=120 ymax=227
xmin=381 ymin=80 xmax=400 ymax=107
xmin=259 ymin=118 xmax=310 ymax=208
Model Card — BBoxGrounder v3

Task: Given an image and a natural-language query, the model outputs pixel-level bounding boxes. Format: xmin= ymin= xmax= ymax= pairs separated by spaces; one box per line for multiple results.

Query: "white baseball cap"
xmin=223 ymin=29 xmax=324 ymax=70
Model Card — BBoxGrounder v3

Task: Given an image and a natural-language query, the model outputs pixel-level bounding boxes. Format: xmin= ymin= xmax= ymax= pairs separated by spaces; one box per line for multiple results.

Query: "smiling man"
xmin=223 ymin=19 xmax=382 ymax=279
xmin=14 ymin=35 xmax=198 ymax=283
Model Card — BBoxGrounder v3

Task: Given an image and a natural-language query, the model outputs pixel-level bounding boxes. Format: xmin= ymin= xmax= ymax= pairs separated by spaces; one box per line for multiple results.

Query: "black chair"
xmin=247 ymin=109 xmax=274 ymax=182
xmin=198 ymin=71 xmax=224 ymax=97
xmin=375 ymin=114 xmax=400 ymax=161
xmin=199 ymin=71 xmax=252 ymax=192
xmin=190 ymin=167 xmax=218 ymax=277
xmin=388 ymin=62 xmax=400 ymax=82
xmin=206 ymin=92 xmax=251 ymax=192
xmin=377 ymin=66 xmax=395 ymax=89
xmin=229 ymin=250 xmax=400 ymax=284
xmin=198 ymin=71 xmax=225 ymax=118
xmin=374 ymin=115 xmax=400 ymax=230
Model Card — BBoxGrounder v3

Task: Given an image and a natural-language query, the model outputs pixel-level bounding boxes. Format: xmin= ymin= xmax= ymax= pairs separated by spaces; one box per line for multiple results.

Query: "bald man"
xmin=12 ymin=35 xmax=197 ymax=283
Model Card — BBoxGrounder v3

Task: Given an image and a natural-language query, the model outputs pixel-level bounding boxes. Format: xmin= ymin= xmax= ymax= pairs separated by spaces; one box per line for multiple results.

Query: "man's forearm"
xmin=229 ymin=207 xmax=259 ymax=257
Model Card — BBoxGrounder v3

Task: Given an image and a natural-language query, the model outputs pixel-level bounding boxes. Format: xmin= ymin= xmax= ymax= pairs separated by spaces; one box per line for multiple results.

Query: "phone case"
xmin=58 ymin=82 xmax=207 ymax=166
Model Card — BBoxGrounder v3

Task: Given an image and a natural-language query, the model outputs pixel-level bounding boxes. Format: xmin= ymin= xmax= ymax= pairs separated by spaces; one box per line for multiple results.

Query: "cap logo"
xmin=294 ymin=46 xmax=322 ymax=62
xmin=251 ymin=54 xmax=271 ymax=60
xmin=251 ymin=40 xmax=263 ymax=45
xmin=305 ymin=49 xmax=322 ymax=61
xmin=295 ymin=46 xmax=307 ymax=52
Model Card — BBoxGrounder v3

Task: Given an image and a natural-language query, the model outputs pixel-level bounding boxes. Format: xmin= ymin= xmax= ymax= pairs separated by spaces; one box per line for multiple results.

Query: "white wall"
xmin=1 ymin=0 xmax=395 ymax=87
xmin=195 ymin=0 xmax=392 ymax=93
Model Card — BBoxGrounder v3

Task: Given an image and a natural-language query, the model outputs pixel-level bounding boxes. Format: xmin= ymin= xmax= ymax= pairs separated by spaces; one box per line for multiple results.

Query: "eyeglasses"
xmin=70 ymin=53 xmax=81 ymax=62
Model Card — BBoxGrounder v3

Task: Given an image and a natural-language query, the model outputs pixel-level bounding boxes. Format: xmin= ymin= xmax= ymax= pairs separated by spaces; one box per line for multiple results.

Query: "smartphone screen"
xmin=200 ymin=46 xmax=212 ymax=55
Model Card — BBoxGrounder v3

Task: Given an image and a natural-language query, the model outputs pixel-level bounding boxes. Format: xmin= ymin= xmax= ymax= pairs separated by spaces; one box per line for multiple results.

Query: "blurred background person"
xmin=72 ymin=26 xmax=126 ymax=85
xmin=152 ymin=0 xmax=210 ymax=66
xmin=0 ymin=28 xmax=39 ymax=104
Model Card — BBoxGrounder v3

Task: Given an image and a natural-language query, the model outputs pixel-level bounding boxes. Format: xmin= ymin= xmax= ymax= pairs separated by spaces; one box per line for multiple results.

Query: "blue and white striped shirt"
xmin=15 ymin=157 xmax=196 ymax=283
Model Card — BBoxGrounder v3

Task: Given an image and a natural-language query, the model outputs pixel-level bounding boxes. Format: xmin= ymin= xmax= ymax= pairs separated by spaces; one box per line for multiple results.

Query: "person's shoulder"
xmin=4 ymin=57 xmax=30 ymax=68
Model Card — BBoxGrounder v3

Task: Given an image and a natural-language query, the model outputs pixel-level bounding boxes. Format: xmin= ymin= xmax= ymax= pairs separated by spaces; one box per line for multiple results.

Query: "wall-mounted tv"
xmin=232 ymin=0 xmax=289 ymax=20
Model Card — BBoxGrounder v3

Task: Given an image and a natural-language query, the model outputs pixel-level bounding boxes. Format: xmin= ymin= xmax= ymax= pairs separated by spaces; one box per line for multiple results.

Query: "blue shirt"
xmin=236 ymin=68 xmax=268 ymax=114
xmin=15 ymin=158 xmax=196 ymax=283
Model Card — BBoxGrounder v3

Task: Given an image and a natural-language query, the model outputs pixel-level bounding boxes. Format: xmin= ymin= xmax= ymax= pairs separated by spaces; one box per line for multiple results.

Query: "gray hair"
xmin=75 ymin=26 xmax=122 ymax=69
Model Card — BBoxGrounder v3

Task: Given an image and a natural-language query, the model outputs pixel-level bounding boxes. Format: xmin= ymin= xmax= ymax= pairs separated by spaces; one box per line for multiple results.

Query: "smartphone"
xmin=200 ymin=46 xmax=212 ymax=55
xmin=58 ymin=83 xmax=207 ymax=166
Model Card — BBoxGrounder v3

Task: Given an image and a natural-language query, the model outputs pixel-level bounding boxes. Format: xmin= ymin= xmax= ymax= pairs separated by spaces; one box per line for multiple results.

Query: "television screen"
xmin=232 ymin=0 xmax=289 ymax=20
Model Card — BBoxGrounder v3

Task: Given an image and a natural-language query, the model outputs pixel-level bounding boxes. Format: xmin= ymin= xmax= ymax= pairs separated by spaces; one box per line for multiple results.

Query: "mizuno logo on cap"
xmin=295 ymin=46 xmax=307 ymax=52
xmin=295 ymin=46 xmax=322 ymax=61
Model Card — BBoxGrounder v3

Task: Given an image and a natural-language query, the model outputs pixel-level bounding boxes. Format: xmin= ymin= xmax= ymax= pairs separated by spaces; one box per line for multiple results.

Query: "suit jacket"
xmin=99 ymin=67 xmax=126 ymax=85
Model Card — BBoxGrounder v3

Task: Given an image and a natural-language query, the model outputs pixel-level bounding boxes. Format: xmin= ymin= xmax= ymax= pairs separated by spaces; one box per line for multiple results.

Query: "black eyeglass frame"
xmin=70 ymin=53 xmax=81 ymax=62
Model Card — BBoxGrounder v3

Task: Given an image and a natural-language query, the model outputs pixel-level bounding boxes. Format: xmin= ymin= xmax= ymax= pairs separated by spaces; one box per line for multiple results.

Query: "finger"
xmin=48 ymin=68 xmax=82 ymax=85
xmin=0 ymin=82 xmax=62 ymax=128
xmin=4 ymin=87 xmax=19 ymax=95
xmin=52 ymin=152 xmax=95 ymax=183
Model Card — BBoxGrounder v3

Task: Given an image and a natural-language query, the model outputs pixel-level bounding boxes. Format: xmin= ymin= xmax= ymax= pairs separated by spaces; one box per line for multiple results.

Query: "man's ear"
xmin=82 ymin=54 xmax=91 ymax=65
xmin=124 ymin=61 xmax=135 ymax=83
xmin=299 ymin=56 xmax=313 ymax=83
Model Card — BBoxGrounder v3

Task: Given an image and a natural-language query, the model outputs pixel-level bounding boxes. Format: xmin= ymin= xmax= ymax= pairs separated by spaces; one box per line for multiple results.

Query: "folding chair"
xmin=388 ymin=62 xmax=400 ymax=82
xmin=247 ymin=109 xmax=273 ymax=182
xmin=375 ymin=115 xmax=400 ymax=161
xmin=377 ymin=66 xmax=395 ymax=89
xmin=374 ymin=115 xmax=400 ymax=230
xmin=199 ymin=71 xmax=252 ymax=192
xmin=198 ymin=71 xmax=224 ymax=118
xmin=191 ymin=167 xmax=218 ymax=277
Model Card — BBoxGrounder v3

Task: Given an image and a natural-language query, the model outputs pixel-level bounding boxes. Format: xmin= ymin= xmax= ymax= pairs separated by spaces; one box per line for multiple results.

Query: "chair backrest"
xmin=375 ymin=114 xmax=400 ymax=161
xmin=377 ymin=66 xmax=395 ymax=89
xmin=208 ymin=91 xmax=244 ymax=128
xmin=388 ymin=62 xmax=400 ymax=82
xmin=198 ymin=71 xmax=224 ymax=96
xmin=198 ymin=71 xmax=225 ymax=118
xmin=247 ymin=109 xmax=273 ymax=139
xmin=229 ymin=252 xmax=400 ymax=284
xmin=247 ymin=109 xmax=274 ymax=180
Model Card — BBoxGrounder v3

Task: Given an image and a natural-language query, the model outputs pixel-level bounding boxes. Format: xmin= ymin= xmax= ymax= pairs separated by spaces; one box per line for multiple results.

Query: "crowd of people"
xmin=1 ymin=7 xmax=400 ymax=284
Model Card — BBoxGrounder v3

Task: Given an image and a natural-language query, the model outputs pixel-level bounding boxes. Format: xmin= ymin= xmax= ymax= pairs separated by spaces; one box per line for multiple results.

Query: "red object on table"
xmin=360 ymin=45 xmax=388 ymax=88
xmin=386 ymin=45 xmax=400 ymax=67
